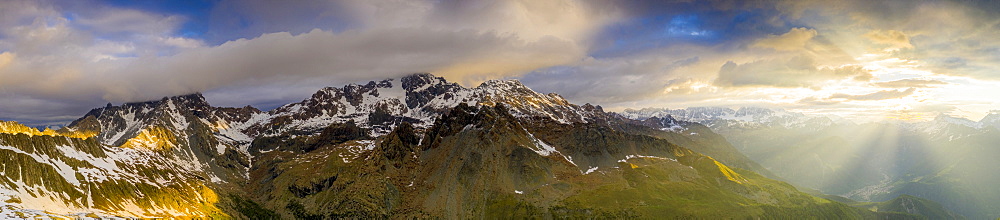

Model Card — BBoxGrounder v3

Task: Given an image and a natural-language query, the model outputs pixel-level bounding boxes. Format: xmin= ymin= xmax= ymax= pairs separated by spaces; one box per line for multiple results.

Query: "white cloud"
xmin=160 ymin=37 xmax=204 ymax=49
xmin=521 ymin=55 xmax=703 ymax=105
xmin=714 ymin=57 xmax=872 ymax=88
xmin=864 ymin=30 xmax=913 ymax=50
xmin=201 ymin=0 xmax=619 ymax=84
xmin=874 ymin=79 xmax=946 ymax=88
xmin=829 ymin=88 xmax=916 ymax=101
xmin=93 ymin=27 xmax=590 ymax=102
xmin=752 ymin=27 xmax=817 ymax=51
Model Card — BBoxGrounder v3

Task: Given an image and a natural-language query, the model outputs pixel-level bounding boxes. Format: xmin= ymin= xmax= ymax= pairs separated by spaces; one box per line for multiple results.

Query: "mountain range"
xmin=0 ymin=73 xmax=957 ymax=219
xmin=623 ymin=106 xmax=996 ymax=219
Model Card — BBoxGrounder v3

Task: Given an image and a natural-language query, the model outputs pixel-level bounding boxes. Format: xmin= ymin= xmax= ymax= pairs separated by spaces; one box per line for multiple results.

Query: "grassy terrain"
xmin=238 ymin=104 xmax=899 ymax=219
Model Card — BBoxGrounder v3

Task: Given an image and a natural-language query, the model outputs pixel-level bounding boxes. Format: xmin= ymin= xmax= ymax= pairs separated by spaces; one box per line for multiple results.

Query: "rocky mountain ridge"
xmin=0 ymin=73 xmax=614 ymax=218
xmin=0 ymin=73 xmax=948 ymax=219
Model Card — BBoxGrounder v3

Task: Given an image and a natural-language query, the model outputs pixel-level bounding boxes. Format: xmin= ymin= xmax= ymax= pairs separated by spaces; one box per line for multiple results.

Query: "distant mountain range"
xmin=623 ymin=106 xmax=998 ymax=219
xmin=0 ymin=73 xmax=958 ymax=219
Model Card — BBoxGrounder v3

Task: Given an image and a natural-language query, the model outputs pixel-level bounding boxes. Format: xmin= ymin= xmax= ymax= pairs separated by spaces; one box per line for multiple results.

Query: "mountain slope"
xmin=0 ymin=94 xmax=261 ymax=218
xmin=0 ymin=121 xmax=228 ymax=218
xmin=607 ymin=114 xmax=779 ymax=179
xmin=621 ymin=107 xmax=996 ymax=219
xmin=242 ymin=103 xmax=879 ymax=218
xmin=0 ymin=73 xmax=911 ymax=218
xmin=228 ymin=73 xmax=592 ymax=141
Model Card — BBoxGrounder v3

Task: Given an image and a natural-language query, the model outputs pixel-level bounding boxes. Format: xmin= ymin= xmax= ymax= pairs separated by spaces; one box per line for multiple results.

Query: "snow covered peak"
xmin=400 ymin=73 xmax=468 ymax=110
xmin=162 ymin=93 xmax=211 ymax=109
xmin=624 ymin=106 xmax=998 ymax=142
xmin=475 ymin=79 xmax=590 ymax=124
xmin=233 ymin=73 xmax=605 ymax=138
xmin=70 ymin=73 xmax=605 ymax=152
xmin=401 ymin=73 xmax=449 ymax=92
xmin=932 ymin=114 xmax=981 ymax=129
xmin=66 ymin=93 xmax=211 ymax=146
xmin=621 ymin=106 xmax=833 ymax=130
xmin=619 ymin=107 xmax=671 ymax=120
xmin=677 ymin=107 xmax=737 ymax=120
xmin=979 ymin=111 xmax=1000 ymax=123
xmin=734 ymin=107 xmax=776 ymax=118
xmin=621 ymin=107 xmax=737 ymax=121
xmin=476 ymin=79 xmax=567 ymax=102
xmin=899 ymin=114 xmax=988 ymax=141
xmin=477 ymin=79 xmax=532 ymax=94
xmin=979 ymin=111 xmax=1000 ymax=129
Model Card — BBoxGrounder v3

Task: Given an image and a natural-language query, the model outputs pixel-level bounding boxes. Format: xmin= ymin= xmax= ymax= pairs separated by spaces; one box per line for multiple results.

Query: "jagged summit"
xmin=2 ymin=72 xmax=931 ymax=219
xmin=161 ymin=93 xmax=211 ymax=107
xmin=65 ymin=92 xmax=254 ymax=151
xmin=66 ymin=73 xmax=582 ymax=148
xmin=230 ymin=73 xmax=596 ymax=140
xmin=477 ymin=78 xmax=531 ymax=93
xmin=620 ymin=106 xmax=832 ymax=130
xmin=400 ymin=72 xmax=448 ymax=90
xmin=931 ymin=113 xmax=979 ymax=126
xmin=71 ymin=93 xmax=212 ymax=124
xmin=979 ymin=111 xmax=1000 ymax=129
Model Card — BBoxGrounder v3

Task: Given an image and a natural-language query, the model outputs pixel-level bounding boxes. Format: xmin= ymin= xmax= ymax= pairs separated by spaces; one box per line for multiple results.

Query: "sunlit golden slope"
xmin=0 ymin=121 xmax=96 ymax=139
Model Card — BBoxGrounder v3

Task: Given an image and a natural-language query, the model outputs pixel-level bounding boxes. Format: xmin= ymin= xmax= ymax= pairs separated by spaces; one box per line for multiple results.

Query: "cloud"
xmin=520 ymin=55 xmax=704 ymax=105
xmin=0 ymin=93 xmax=99 ymax=127
xmin=0 ymin=26 xmax=588 ymax=102
xmin=829 ymin=88 xmax=916 ymax=101
xmin=203 ymin=0 xmax=618 ymax=47
xmin=0 ymin=0 xmax=621 ymax=124
xmin=73 ymin=8 xmax=186 ymax=36
xmin=119 ymin=28 xmax=589 ymax=101
xmin=4 ymin=0 xmax=1000 ymax=125
xmin=0 ymin=0 xmax=58 ymax=28
xmin=797 ymin=97 xmax=841 ymax=105
xmin=204 ymin=0 xmax=356 ymax=44
xmin=912 ymin=104 xmax=958 ymax=114
xmin=0 ymin=52 xmax=12 ymax=68
xmin=714 ymin=57 xmax=872 ymax=88
xmin=875 ymin=79 xmax=947 ymax=88
xmin=778 ymin=0 xmax=1000 ymax=81
xmin=824 ymin=65 xmax=873 ymax=81
xmin=752 ymin=27 xmax=817 ymax=51
xmin=864 ymin=30 xmax=913 ymax=49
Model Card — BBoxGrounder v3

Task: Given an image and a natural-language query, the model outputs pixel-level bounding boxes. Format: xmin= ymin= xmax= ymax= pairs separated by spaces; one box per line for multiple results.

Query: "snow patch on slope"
xmin=522 ymin=129 xmax=579 ymax=168
xmin=618 ymin=154 xmax=676 ymax=163
xmin=0 ymin=145 xmax=80 ymax=186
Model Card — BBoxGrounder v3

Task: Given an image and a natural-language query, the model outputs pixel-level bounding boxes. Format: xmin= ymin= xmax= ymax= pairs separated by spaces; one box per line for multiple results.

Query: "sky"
xmin=2 ymin=0 xmax=1000 ymax=126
